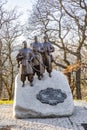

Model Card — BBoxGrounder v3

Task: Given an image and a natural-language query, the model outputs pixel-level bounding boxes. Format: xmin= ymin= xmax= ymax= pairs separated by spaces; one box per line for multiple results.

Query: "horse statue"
xmin=30 ymin=36 xmax=45 ymax=80
xmin=32 ymin=51 xmax=45 ymax=80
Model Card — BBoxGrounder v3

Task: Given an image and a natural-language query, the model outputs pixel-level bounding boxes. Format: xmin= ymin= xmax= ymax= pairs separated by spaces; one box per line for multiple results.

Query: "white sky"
xmin=5 ymin=0 xmax=36 ymax=24
xmin=4 ymin=0 xmax=36 ymax=42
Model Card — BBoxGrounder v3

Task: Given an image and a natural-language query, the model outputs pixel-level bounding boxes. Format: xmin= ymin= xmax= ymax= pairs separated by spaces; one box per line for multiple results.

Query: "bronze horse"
xmin=32 ymin=51 xmax=45 ymax=80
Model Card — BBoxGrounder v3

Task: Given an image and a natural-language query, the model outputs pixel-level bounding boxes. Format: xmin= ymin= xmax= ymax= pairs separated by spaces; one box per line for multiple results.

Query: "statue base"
xmin=13 ymin=70 xmax=74 ymax=118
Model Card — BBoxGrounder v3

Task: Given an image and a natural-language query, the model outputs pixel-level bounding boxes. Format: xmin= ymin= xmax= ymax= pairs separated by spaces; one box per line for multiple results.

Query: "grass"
xmin=0 ymin=100 xmax=13 ymax=104
xmin=0 ymin=99 xmax=86 ymax=105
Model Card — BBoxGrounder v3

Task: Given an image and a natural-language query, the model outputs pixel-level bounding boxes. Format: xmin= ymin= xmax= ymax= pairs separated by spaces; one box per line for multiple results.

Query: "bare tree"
xmin=0 ymin=39 xmax=2 ymax=98
xmin=59 ymin=0 xmax=87 ymax=99
xmin=26 ymin=0 xmax=87 ymax=99
xmin=0 ymin=1 xmax=23 ymax=99
xmin=0 ymin=0 xmax=7 ymax=98
xmin=26 ymin=0 xmax=75 ymax=84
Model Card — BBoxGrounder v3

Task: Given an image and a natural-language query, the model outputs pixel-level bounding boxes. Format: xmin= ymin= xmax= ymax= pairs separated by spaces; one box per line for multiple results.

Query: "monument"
xmin=13 ymin=70 xmax=74 ymax=118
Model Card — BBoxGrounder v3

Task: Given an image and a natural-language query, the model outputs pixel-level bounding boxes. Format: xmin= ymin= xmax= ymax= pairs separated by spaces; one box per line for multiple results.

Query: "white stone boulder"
xmin=13 ymin=70 xmax=74 ymax=118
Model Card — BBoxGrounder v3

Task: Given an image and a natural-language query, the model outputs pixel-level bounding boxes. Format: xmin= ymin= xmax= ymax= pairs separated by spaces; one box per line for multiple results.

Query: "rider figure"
xmin=42 ymin=36 xmax=55 ymax=77
xmin=30 ymin=36 xmax=43 ymax=53
xmin=43 ymin=36 xmax=54 ymax=60
xmin=16 ymin=41 xmax=34 ymax=87
xmin=30 ymin=36 xmax=45 ymax=80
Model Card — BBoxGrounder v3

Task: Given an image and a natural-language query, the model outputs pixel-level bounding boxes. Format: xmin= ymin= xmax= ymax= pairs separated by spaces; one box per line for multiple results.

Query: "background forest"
xmin=0 ymin=0 xmax=87 ymax=100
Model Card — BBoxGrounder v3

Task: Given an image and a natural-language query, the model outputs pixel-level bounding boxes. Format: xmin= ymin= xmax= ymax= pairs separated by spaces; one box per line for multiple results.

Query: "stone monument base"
xmin=13 ymin=70 xmax=74 ymax=118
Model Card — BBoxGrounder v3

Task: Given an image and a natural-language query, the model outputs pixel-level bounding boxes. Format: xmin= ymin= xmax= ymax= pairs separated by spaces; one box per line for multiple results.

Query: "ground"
xmin=0 ymin=101 xmax=87 ymax=130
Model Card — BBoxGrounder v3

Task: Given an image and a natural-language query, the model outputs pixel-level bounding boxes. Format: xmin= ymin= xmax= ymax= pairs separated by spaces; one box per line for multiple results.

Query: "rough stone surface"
xmin=13 ymin=70 xmax=74 ymax=118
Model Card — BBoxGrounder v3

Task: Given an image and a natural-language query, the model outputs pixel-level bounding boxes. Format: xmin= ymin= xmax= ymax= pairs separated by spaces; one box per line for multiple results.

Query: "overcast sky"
xmin=4 ymin=0 xmax=36 ymax=42
xmin=5 ymin=0 xmax=36 ymax=24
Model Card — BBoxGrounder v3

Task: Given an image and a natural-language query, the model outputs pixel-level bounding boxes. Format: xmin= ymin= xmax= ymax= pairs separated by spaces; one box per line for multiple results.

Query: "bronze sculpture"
xmin=16 ymin=37 xmax=55 ymax=87
xmin=42 ymin=36 xmax=55 ymax=77
xmin=16 ymin=41 xmax=34 ymax=87
xmin=30 ymin=36 xmax=45 ymax=80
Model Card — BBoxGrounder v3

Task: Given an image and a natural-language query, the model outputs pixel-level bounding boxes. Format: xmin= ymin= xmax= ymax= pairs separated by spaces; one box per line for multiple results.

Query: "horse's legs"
xmin=46 ymin=67 xmax=51 ymax=77
xmin=46 ymin=62 xmax=52 ymax=77
xmin=21 ymin=74 xmax=26 ymax=87
xmin=28 ymin=74 xmax=33 ymax=86
xmin=38 ymin=66 xmax=44 ymax=80
xmin=45 ymin=54 xmax=53 ymax=77
xmin=34 ymin=65 xmax=41 ymax=80
xmin=49 ymin=72 xmax=52 ymax=77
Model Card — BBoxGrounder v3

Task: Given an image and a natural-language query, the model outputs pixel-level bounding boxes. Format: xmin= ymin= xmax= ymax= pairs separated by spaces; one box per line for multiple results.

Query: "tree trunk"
xmin=0 ymin=40 xmax=2 ymax=98
xmin=0 ymin=62 xmax=2 ymax=98
xmin=76 ymin=68 xmax=82 ymax=99
xmin=66 ymin=72 xmax=71 ymax=85
xmin=8 ymin=94 xmax=12 ymax=100
xmin=76 ymin=52 xmax=82 ymax=99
